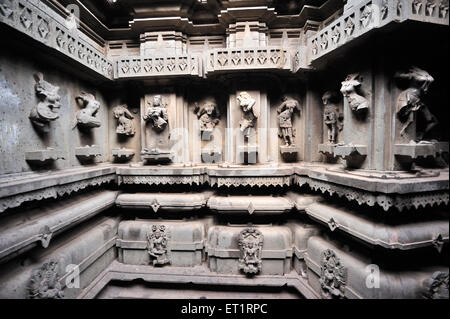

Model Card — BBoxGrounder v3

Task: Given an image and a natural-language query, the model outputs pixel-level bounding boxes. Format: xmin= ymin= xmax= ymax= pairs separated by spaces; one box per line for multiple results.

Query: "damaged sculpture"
xmin=75 ymin=92 xmax=101 ymax=129
xmin=237 ymin=92 xmax=258 ymax=138
xmin=29 ymin=73 xmax=60 ymax=132
xmin=28 ymin=260 xmax=64 ymax=299
xmin=340 ymin=74 xmax=369 ymax=117
xmin=113 ymin=104 xmax=135 ymax=136
xmin=194 ymin=100 xmax=220 ymax=141
xmin=322 ymin=91 xmax=343 ymax=144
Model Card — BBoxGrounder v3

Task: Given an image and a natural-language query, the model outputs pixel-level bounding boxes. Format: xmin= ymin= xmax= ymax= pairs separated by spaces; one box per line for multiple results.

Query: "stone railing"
xmin=0 ymin=0 xmax=113 ymax=79
xmin=114 ymin=54 xmax=202 ymax=79
xmin=206 ymin=47 xmax=292 ymax=74
xmin=308 ymin=0 xmax=449 ymax=63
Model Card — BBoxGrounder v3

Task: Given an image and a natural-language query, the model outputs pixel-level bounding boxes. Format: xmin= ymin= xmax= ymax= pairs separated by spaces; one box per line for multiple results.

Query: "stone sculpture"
xmin=29 ymin=73 xmax=60 ymax=132
xmin=422 ymin=271 xmax=449 ymax=299
xmin=194 ymin=101 xmax=220 ymax=140
xmin=237 ymin=92 xmax=258 ymax=138
xmin=277 ymin=96 xmax=300 ymax=147
xmin=147 ymin=225 xmax=170 ymax=266
xmin=319 ymin=249 xmax=347 ymax=299
xmin=143 ymin=95 xmax=168 ymax=132
xmin=340 ymin=73 xmax=369 ymax=115
xmin=238 ymin=228 xmax=263 ymax=275
xmin=360 ymin=4 xmax=373 ymax=27
xmin=322 ymin=91 xmax=343 ymax=144
xmin=75 ymin=92 xmax=101 ymax=128
xmin=28 ymin=260 xmax=64 ymax=299
xmin=113 ymin=104 xmax=135 ymax=136
xmin=395 ymin=66 xmax=438 ymax=141
xmin=440 ymin=0 xmax=449 ymax=18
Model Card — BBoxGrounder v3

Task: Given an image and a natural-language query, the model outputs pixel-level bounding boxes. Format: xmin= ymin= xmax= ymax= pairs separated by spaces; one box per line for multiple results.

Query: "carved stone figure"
xmin=340 ymin=73 xmax=369 ymax=115
xmin=413 ymin=0 xmax=423 ymax=14
xmin=29 ymin=73 xmax=60 ymax=132
xmin=75 ymin=92 xmax=101 ymax=128
xmin=147 ymin=225 xmax=170 ymax=266
xmin=143 ymin=95 xmax=168 ymax=132
xmin=322 ymin=91 xmax=343 ymax=144
xmin=113 ymin=104 xmax=135 ymax=136
xmin=422 ymin=271 xmax=449 ymax=299
xmin=395 ymin=66 xmax=438 ymax=141
xmin=194 ymin=101 xmax=220 ymax=140
xmin=237 ymin=92 xmax=258 ymax=138
xmin=28 ymin=260 xmax=64 ymax=299
xmin=439 ymin=0 xmax=449 ymax=17
xmin=319 ymin=249 xmax=347 ymax=299
xmin=276 ymin=96 xmax=300 ymax=147
xmin=344 ymin=17 xmax=355 ymax=36
xmin=426 ymin=0 xmax=437 ymax=16
xmin=360 ymin=5 xmax=373 ymax=28
xmin=238 ymin=228 xmax=263 ymax=275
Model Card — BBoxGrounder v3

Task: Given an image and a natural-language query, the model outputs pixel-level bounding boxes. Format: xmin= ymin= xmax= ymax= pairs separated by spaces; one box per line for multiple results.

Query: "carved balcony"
xmin=206 ymin=47 xmax=292 ymax=74
xmin=308 ymin=0 xmax=449 ymax=64
xmin=0 ymin=0 xmax=113 ymax=80
xmin=114 ymin=54 xmax=202 ymax=79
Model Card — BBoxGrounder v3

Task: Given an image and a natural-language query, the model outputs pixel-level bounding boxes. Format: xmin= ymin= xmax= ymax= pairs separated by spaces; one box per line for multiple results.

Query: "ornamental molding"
xmin=119 ymin=175 xmax=207 ymax=186
xmin=0 ymin=0 xmax=113 ymax=80
xmin=295 ymin=176 xmax=449 ymax=211
xmin=209 ymin=176 xmax=292 ymax=188
xmin=0 ymin=174 xmax=116 ymax=213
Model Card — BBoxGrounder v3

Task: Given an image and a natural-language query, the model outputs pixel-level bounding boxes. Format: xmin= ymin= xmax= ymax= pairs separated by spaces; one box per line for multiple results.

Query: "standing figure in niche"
xmin=113 ymin=105 xmax=135 ymax=136
xmin=143 ymin=95 xmax=168 ymax=132
xmin=395 ymin=66 xmax=438 ymax=141
xmin=194 ymin=101 xmax=220 ymax=133
xmin=75 ymin=92 xmax=101 ymax=128
xmin=237 ymin=92 xmax=258 ymax=138
xmin=276 ymin=96 xmax=301 ymax=147
xmin=322 ymin=91 xmax=343 ymax=144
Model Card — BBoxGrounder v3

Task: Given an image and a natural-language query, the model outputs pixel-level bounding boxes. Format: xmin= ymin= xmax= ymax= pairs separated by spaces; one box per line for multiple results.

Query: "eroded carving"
xmin=340 ymin=73 xmax=369 ymax=116
xmin=28 ymin=260 xmax=64 ymax=299
xmin=237 ymin=92 xmax=258 ymax=138
xmin=75 ymin=92 xmax=101 ymax=128
xmin=360 ymin=5 xmax=373 ymax=28
xmin=143 ymin=95 xmax=168 ymax=132
xmin=277 ymin=96 xmax=300 ymax=147
xmin=147 ymin=225 xmax=170 ymax=266
xmin=113 ymin=105 xmax=135 ymax=136
xmin=29 ymin=73 xmax=60 ymax=131
xmin=422 ymin=271 xmax=449 ymax=299
xmin=194 ymin=101 xmax=220 ymax=140
xmin=322 ymin=91 xmax=343 ymax=144
xmin=319 ymin=249 xmax=347 ymax=299
xmin=238 ymin=228 xmax=263 ymax=275
xmin=395 ymin=66 xmax=438 ymax=142
xmin=439 ymin=0 xmax=449 ymax=17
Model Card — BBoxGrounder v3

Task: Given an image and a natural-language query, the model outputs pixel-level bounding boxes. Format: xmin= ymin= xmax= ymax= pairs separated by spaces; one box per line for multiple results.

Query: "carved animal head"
xmin=395 ymin=66 xmax=434 ymax=93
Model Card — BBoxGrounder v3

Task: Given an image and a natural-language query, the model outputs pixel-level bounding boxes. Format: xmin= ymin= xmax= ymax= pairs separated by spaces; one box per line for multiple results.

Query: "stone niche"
xmin=140 ymin=93 xmax=179 ymax=163
xmin=188 ymin=94 xmax=226 ymax=164
xmin=226 ymin=89 xmax=270 ymax=164
xmin=333 ymin=72 xmax=372 ymax=169
xmin=269 ymin=94 xmax=303 ymax=163
xmin=226 ymin=22 xmax=268 ymax=48
xmin=140 ymin=31 xmax=187 ymax=56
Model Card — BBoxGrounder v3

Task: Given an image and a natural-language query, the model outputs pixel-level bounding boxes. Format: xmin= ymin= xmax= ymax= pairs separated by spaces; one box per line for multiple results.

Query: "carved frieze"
xmin=147 ymin=225 xmax=170 ymax=266
xmin=238 ymin=228 xmax=264 ymax=275
xmin=113 ymin=105 xmax=135 ymax=136
xmin=29 ymin=73 xmax=60 ymax=132
xmin=194 ymin=101 xmax=220 ymax=141
xmin=75 ymin=92 xmax=101 ymax=128
xmin=28 ymin=260 xmax=64 ymax=299
xmin=340 ymin=73 xmax=369 ymax=116
xmin=319 ymin=249 xmax=347 ymax=299
xmin=237 ymin=92 xmax=258 ymax=138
